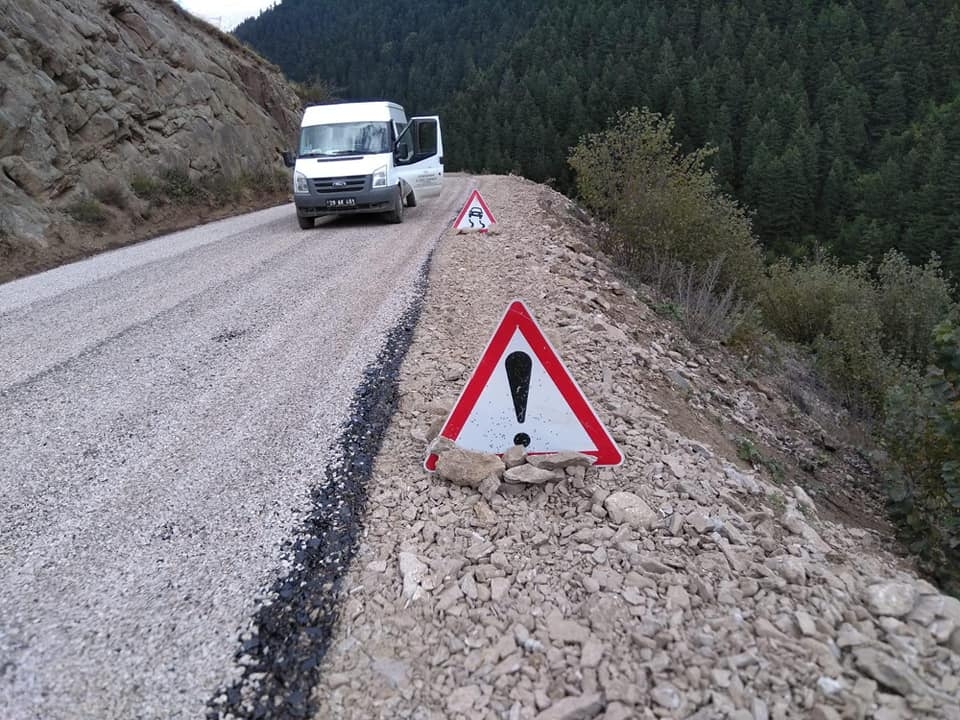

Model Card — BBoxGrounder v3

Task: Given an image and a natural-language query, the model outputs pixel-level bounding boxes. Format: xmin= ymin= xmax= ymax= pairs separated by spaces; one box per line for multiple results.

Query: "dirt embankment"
xmin=304 ymin=175 xmax=959 ymax=720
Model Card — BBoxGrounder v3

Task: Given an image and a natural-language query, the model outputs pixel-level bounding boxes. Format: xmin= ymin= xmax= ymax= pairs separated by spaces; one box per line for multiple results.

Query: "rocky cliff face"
xmin=0 ymin=0 xmax=300 ymax=263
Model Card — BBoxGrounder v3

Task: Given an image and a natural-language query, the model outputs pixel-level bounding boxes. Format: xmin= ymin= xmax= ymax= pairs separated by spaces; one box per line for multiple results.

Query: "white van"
xmin=281 ymin=101 xmax=443 ymax=229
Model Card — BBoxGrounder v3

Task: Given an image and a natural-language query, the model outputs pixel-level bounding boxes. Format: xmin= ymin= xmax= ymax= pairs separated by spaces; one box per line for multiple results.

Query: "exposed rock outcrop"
xmin=0 ymin=0 xmax=299 ymax=261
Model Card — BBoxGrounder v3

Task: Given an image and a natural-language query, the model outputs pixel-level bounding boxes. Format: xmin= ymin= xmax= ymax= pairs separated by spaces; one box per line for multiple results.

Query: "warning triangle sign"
xmin=425 ymin=300 xmax=623 ymax=470
xmin=452 ymin=189 xmax=496 ymax=233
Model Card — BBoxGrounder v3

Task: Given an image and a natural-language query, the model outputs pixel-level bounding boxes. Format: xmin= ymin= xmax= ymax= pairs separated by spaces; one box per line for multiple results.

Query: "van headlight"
xmin=372 ymin=165 xmax=388 ymax=188
xmin=294 ymin=171 xmax=309 ymax=194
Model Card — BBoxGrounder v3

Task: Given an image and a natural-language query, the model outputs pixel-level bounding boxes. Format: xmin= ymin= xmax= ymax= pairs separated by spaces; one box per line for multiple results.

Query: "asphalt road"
xmin=0 ymin=176 xmax=468 ymax=719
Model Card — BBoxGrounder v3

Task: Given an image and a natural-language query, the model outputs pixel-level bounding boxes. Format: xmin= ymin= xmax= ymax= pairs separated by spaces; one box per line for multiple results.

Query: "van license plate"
xmin=327 ymin=198 xmax=356 ymax=208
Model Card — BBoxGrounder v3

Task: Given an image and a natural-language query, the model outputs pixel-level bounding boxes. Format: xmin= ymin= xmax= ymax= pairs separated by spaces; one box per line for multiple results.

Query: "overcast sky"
xmin=175 ymin=1 xmax=276 ymax=31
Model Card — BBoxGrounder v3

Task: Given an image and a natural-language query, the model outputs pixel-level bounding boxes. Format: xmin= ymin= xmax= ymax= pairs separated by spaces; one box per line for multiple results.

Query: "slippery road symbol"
xmin=453 ymin=190 xmax=496 ymax=233
xmin=468 ymin=207 xmax=486 ymax=229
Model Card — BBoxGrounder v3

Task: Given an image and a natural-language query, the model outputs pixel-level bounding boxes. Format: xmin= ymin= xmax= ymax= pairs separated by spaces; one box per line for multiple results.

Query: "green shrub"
xmin=204 ymin=172 xmax=242 ymax=201
xmin=726 ymin=306 xmax=769 ymax=354
xmin=93 ymin=181 xmax=127 ymax=209
xmin=160 ymin=166 xmax=201 ymax=201
xmin=233 ymin=167 xmax=289 ymax=195
xmin=884 ymin=321 xmax=960 ymax=596
xmin=735 ymin=435 xmax=785 ymax=482
xmin=758 ymin=250 xmax=956 ymax=417
xmin=759 ymin=255 xmax=873 ymax=345
xmin=130 ymin=174 xmax=163 ymax=202
xmin=876 ymin=250 xmax=956 ymax=365
xmin=292 ymin=78 xmax=337 ymax=105
xmin=813 ymin=293 xmax=900 ymax=417
xmin=568 ymin=107 xmax=763 ymax=296
xmin=758 ymin=253 xmax=896 ymax=414
xmin=67 ymin=198 xmax=108 ymax=225
xmin=131 ymin=165 xmax=287 ymax=207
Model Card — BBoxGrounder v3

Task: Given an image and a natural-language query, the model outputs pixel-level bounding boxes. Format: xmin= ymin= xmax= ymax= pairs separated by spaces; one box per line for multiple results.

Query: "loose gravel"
xmin=0 ymin=178 xmax=469 ymax=720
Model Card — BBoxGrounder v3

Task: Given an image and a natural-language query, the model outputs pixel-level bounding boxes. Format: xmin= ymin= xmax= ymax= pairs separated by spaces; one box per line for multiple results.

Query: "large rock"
xmin=504 ymin=464 xmax=562 ymax=485
xmin=603 ymin=491 xmax=658 ymax=529
xmin=782 ymin=510 xmax=832 ymax=553
xmin=863 ymin=583 xmax=918 ymax=618
xmin=527 ymin=451 xmax=596 ymax=471
xmin=398 ymin=552 xmax=428 ymax=601
xmin=502 ymin=444 xmax=527 ymax=468
xmin=765 ymin=555 xmax=808 ymax=585
xmin=546 ymin=611 xmax=591 ymax=644
xmin=435 ymin=448 xmax=505 ymax=488
xmin=533 ymin=693 xmax=604 ymax=720
xmin=853 ymin=648 xmax=924 ymax=697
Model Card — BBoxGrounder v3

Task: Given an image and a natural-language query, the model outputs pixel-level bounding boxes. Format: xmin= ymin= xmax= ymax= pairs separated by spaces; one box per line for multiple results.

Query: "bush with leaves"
xmin=67 ymin=198 xmax=108 ymax=225
xmin=813 ymin=293 xmax=902 ymax=417
xmin=759 ymin=255 xmax=872 ymax=346
xmin=875 ymin=251 xmax=956 ymax=365
xmin=93 ymin=181 xmax=128 ymax=209
xmin=758 ymin=250 xmax=956 ymax=417
xmin=160 ymin=166 xmax=201 ymax=201
xmin=130 ymin=174 xmax=164 ymax=202
xmin=884 ymin=321 xmax=960 ymax=596
xmin=292 ymin=78 xmax=337 ymax=106
xmin=569 ymin=108 xmax=763 ymax=297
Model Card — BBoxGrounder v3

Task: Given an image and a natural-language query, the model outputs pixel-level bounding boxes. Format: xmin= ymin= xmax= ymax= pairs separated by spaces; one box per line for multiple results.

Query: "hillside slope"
xmin=293 ymin=175 xmax=960 ymax=719
xmin=0 ymin=0 xmax=300 ymax=280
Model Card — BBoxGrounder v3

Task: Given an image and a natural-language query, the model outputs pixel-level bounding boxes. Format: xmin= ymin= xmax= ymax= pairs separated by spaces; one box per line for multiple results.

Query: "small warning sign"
xmin=425 ymin=300 xmax=623 ymax=470
xmin=453 ymin=189 xmax=496 ymax=233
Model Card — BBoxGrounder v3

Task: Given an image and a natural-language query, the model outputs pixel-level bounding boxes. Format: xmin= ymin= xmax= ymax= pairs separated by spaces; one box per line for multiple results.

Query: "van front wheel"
xmin=385 ymin=186 xmax=404 ymax=224
xmin=297 ymin=214 xmax=314 ymax=230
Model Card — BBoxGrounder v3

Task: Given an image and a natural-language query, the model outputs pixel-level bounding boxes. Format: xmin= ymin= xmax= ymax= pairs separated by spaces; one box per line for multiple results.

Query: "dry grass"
xmin=645 ymin=253 xmax=748 ymax=344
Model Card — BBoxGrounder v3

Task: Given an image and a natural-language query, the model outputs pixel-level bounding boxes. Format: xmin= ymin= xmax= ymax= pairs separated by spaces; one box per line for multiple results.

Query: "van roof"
xmin=301 ymin=101 xmax=404 ymax=127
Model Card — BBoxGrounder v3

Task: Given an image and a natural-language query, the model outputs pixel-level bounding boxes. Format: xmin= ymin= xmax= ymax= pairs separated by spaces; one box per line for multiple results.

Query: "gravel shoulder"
xmin=310 ymin=175 xmax=960 ymax=719
xmin=0 ymin=179 xmax=469 ymax=720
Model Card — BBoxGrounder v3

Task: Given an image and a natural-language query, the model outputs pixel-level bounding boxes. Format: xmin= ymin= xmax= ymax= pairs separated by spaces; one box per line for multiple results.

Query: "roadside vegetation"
xmin=127 ymin=165 xmax=288 ymax=218
xmin=291 ymin=78 xmax=337 ymax=106
xmin=67 ymin=197 xmax=109 ymax=225
xmin=570 ymin=107 xmax=960 ymax=595
xmin=61 ymin=165 xmax=288 ymax=229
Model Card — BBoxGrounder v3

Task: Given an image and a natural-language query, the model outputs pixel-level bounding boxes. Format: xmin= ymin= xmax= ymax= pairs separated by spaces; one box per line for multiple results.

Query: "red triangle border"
xmin=425 ymin=300 xmax=622 ymax=470
xmin=452 ymin=189 xmax=497 ymax=232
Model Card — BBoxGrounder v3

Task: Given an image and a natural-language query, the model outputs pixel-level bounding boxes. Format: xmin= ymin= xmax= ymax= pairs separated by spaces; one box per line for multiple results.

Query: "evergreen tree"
xmin=235 ymin=0 xmax=960 ymax=268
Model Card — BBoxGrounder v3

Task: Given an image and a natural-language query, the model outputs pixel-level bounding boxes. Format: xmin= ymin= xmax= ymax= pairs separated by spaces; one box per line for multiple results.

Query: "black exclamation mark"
xmin=505 ymin=351 xmax=532 ymax=447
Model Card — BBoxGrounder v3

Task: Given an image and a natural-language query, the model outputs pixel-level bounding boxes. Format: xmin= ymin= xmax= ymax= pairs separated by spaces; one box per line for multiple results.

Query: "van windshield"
xmin=299 ymin=122 xmax=393 ymax=157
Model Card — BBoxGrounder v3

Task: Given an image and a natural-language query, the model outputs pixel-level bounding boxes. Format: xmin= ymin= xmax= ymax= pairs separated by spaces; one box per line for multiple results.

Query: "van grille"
xmin=312 ymin=175 xmax=367 ymax=194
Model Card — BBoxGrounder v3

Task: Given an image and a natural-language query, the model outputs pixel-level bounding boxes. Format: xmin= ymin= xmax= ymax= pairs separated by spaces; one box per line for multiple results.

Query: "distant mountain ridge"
xmin=236 ymin=0 xmax=960 ymax=273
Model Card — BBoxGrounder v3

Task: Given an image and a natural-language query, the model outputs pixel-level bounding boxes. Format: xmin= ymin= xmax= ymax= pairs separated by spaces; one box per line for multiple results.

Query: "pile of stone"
xmin=432 ymin=440 xmax=663 ymax=533
xmin=432 ymin=440 xmax=599 ymax=499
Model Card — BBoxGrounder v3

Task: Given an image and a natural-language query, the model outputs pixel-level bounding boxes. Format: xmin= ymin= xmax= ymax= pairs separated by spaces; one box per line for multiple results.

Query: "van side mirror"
xmin=394 ymin=141 xmax=413 ymax=165
xmin=280 ymin=150 xmax=295 ymax=168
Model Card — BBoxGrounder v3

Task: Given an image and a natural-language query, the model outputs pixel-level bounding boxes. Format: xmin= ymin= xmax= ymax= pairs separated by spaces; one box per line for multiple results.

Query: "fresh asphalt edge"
xmin=207 ymin=252 xmax=435 ymax=720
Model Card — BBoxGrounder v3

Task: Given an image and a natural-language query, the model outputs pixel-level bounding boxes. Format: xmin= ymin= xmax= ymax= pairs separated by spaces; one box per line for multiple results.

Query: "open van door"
xmin=394 ymin=116 xmax=444 ymax=200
